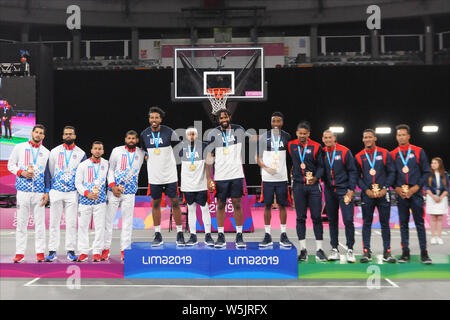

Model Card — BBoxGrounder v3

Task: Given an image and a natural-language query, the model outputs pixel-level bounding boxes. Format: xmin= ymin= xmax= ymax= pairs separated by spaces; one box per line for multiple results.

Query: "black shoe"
xmin=360 ymin=249 xmax=372 ymax=263
xmin=235 ymin=232 xmax=246 ymax=248
xmin=279 ymin=232 xmax=293 ymax=247
xmin=383 ymin=250 xmax=396 ymax=263
xmin=215 ymin=232 xmax=226 ymax=248
xmin=398 ymin=248 xmax=410 ymax=263
xmin=421 ymin=250 xmax=432 ymax=264
xmin=186 ymin=234 xmax=198 ymax=246
xmin=152 ymin=232 xmax=164 ymax=247
xmin=259 ymin=233 xmax=273 ymax=247
xmin=176 ymin=231 xmax=185 ymax=246
xmin=204 ymin=233 xmax=214 ymax=246
xmin=315 ymin=249 xmax=327 ymax=262
xmin=298 ymin=249 xmax=308 ymax=261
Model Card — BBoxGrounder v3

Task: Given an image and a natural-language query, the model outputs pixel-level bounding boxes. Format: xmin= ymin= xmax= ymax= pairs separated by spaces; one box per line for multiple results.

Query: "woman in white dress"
xmin=425 ymin=157 xmax=449 ymax=245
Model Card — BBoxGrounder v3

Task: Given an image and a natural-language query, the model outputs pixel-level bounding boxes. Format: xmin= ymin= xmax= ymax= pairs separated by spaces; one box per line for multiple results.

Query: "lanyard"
xmin=326 ymin=149 xmax=336 ymax=170
xmin=92 ymin=161 xmax=100 ymax=181
xmin=189 ymin=144 xmax=196 ymax=164
xmin=222 ymin=129 xmax=232 ymax=148
xmin=126 ymin=149 xmax=136 ymax=170
xmin=29 ymin=146 xmax=40 ymax=166
xmin=298 ymin=143 xmax=308 ymax=164
xmin=398 ymin=146 xmax=411 ymax=167
xmin=63 ymin=148 xmax=74 ymax=169
xmin=271 ymin=133 xmax=281 ymax=153
xmin=151 ymin=131 xmax=160 ymax=148
xmin=364 ymin=148 xmax=377 ymax=170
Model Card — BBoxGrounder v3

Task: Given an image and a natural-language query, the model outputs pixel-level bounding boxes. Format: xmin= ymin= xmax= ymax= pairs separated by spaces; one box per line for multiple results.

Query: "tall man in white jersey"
xmin=8 ymin=124 xmax=50 ymax=263
xmin=75 ymin=141 xmax=109 ymax=262
xmin=45 ymin=126 xmax=86 ymax=262
xmin=140 ymin=106 xmax=185 ymax=246
xmin=103 ymin=130 xmax=145 ymax=261
xmin=179 ymin=127 xmax=214 ymax=246
xmin=206 ymin=108 xmax=247 ymax=248
xmin=256 ymin=112 xmax=293 ymax=247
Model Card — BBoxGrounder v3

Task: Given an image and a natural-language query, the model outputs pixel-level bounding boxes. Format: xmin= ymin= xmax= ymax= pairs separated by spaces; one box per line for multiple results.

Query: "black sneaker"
xmin=176 ymin=231 xmax=186 ymax=246
xmin=235 ymin=232 xmax=246 ymax=248
xmin=315 ymin=249 xmax=327 ymax=262
xmin=186 ymin=234 xmax=198 ymax=246
xmin=204 ymin=233 xmax=214 ymax=246
xmin=360 ymin=249 xmax=372 ymax=263
xmin=398 ymin=248 xmax=410 ymax=263
xmin=279 ymin=232 xmax=293 ymax=247
xmin=259 ymin=233 xmax=273 ymax=247
xmin=298 ymin=249 xmax=308 ymax=261
xmin=383 ymin=250 xmax=396 ymax=263
xmin=215 ymin=232 xmax=226 ymax=248
xmin=421 ymin=250 xmax=432 ymax=264
xmin=152 ymin=232 xmax=164 ymax=247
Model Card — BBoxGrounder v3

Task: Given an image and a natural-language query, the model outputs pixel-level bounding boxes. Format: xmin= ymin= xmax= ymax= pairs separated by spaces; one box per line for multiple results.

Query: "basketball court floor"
xmin=1 ymin=228 xmax=449 ymax=300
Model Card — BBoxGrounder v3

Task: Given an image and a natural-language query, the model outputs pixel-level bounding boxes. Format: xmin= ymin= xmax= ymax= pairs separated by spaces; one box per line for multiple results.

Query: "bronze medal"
xmin=369 ymin=168 xmax=376 ymax=176
xmin=402 ymin=166 xmax=409 ymax=174
xmin=300 ymin=163 xmax=306 ymax=170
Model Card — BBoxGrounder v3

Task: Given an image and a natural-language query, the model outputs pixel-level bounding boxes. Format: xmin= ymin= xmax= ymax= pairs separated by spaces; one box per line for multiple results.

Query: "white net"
xmin=206 ymin=88 xmax=231 ymax=115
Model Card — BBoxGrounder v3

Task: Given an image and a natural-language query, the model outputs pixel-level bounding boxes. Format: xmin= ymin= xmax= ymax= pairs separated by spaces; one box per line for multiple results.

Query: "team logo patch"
xmin=335 ymin=155 xmax=342 ymax=160
xmin=135 ymin=156 xmax=139 ymax=160
xmin=409 ymin=154 xmax=415 ymax=159
xmin=376 ymin=155 xmax=383 ymax=160
xmin=73 ymin=154 xmax=77 ymax=159
xmin=306 ymin=149 xmax=312 ymax=154
xmin=101 ymin=166 xmax=105 ymax=170
xmin=39 ymin=153 xmax=43 ymax=157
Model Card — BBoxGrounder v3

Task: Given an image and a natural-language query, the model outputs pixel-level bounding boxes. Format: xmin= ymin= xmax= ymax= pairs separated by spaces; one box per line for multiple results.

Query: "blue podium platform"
xmin=124 ymin=242 xmax=298 ymax=279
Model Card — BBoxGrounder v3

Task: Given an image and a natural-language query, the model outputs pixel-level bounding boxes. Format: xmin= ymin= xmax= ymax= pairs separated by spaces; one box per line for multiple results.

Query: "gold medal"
xmin=92 ymin=186 xmax=99 ymax=194
xmin=273 ymin=153 xmax=279 ymax=160
xmin=369 ymin=168 xmax=376 ymax=176
xmin=118 ymin=185 xmax=124 ymax=192
xmin=372 ymin=183 xmax=380 ymax=196
xmin=402 ymin=166 xmax=409 ymax=174
xmin=344 ymin=195 xmax=351 ymax=205
xmin=223 ymin=148 xmax=229 ymax=154
xmin=401 ymin=184 xmax=409 ymax=194
xmin=27 ymin=165 xmax=34 ymax=173
xmin=154 ymin=148 xmax=160 ymax=155
xmin=190 ymin=164 xmax=196 ymax=171
xmin=300 ymin=163 xmax=306 ymax=170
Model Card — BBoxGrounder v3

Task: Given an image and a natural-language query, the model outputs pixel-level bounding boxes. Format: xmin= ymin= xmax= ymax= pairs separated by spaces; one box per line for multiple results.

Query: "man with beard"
xmin=288 ymin=121 xmax=327 ymax=262
xmin=256 ymin=112 xmax=293 ymax=248
xmin=45 ymin=126 xmax=86 ymax=262
xmin=103 ymin=130 xmax=145 ymax=261
xmin=8 ymin=124 xmax=50 ymax=263
xmin=75 ymin=141 xmax=108 ymax=262
xmin=206 ymin=108 xmax=247 ymax=248
xmin=140 ymin=106 xmax=185 ymax=246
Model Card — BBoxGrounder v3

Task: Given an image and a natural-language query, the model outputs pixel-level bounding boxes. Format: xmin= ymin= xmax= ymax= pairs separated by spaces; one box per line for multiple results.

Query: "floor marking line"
xmin=24 ymin=277 xmax=40 ymax=287
xmin=385 ymin=278 xmax=399 ymax=288
xmin=24 ymin=283 xmax=397 ymax=289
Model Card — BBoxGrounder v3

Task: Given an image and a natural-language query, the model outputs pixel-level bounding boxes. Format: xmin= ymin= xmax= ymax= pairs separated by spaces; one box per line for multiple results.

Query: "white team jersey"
xmin=47 ymin=144 xmax=86 ymax=193
xmin=140 ymin=125 xmax=180 ymax=185
xmin=107 ymin=145 xmax=145 ymax=194
xmin=179 ymin=140 xmax=208 ymax=192
xmin=7 ymin=141 xmax=50 ymax=193
xmin=207 ymin=124 xmax=245 ymax=181
xmin=75 ymin=157 xmax=109 ymax=205
xmin=258 ymin=130 xmax=291 ymax=182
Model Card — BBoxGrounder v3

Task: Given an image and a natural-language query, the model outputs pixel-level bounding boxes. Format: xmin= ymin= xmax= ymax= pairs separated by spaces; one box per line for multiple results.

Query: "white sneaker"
xmin=346 ymin=249 xmax=356 ymax=263
xmin=328 ymin=248 xmax=339 ymax=261
xmin=430 ymin=237 xmax=437 ymax=245
xmin=437 ymin=237 xmax=444 ymax=245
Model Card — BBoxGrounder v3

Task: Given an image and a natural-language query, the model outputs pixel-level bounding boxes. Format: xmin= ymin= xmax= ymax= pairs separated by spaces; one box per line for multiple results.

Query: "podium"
xmin=124 ymin=242 xmax=298 ymax=279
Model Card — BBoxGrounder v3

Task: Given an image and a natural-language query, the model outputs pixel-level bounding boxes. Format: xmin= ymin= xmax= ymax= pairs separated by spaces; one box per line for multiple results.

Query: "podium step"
xmin=125 ymin=242 xmax=298 ymax=279
xmin=298 ymin=254 xmax=450 ymax=279
xmin=0 ymin=255 xmax=123 ymax=278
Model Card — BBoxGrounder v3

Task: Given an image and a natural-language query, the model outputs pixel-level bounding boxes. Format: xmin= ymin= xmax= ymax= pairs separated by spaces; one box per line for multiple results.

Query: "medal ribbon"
xmin=298 ymin=143 xmax=308 ymax=165
xmin=222 ymin=129 xmax=232 ymax=149
xmin=398 ymin=146 xmax=411 ymax=169
xmin=126 ymin=149 xmax=136 ymax=171
xmin=92 ymin=160 xmax=101 ymax=182
xmin=151 ymin=131 xmax=160 ymax=149
xmin=29 ymin=146 xmax=41 ymax=166
xmin=189 ymin=144 xmax=196 ymax=165
xmin=271 ymin=132 xmax=281 ymax=154
xmin=326 ymin=148 xmax=336 ymax=170
xmin=365 ymin=148 xmax=378 ymax=184
xmin=63 ymin=148 xmax=74 ymax=170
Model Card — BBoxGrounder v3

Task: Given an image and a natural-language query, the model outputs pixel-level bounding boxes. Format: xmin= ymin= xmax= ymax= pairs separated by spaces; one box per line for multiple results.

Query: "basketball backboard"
xmin=171 ymin=47 xmax=266 ymax=102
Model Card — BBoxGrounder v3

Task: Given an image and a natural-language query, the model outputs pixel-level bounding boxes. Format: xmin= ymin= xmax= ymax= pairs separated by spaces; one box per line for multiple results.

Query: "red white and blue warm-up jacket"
xmin=322 ymin=143 xmax=358 ymax=191
xmin=355 ymin=146 xmax=395 ymax=192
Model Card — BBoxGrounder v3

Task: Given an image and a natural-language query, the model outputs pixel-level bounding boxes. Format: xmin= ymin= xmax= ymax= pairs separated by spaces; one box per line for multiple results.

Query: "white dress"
xmin=426 ymin=173 xmax=449 ymax=215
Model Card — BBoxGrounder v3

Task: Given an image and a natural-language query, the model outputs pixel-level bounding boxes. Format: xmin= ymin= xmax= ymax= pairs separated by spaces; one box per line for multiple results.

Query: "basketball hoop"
xmin=206 ymin=88 xmax=232 ymax=115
